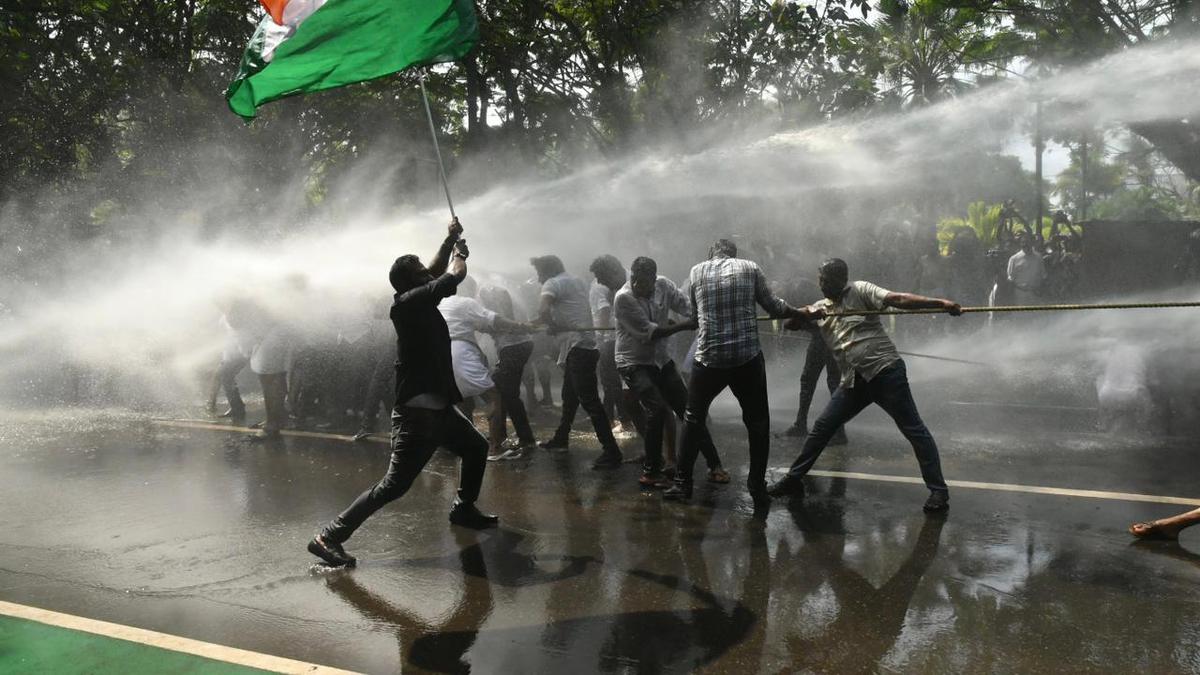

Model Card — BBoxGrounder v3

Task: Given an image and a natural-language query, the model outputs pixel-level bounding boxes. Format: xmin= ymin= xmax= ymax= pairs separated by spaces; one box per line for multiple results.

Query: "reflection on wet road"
xmin=1 ymin=409 xmax=1198 ymax=673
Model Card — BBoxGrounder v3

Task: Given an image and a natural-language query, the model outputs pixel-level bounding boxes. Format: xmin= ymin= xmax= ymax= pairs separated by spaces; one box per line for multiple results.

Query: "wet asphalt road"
xmin=1 ymin=401 xmax=1199 ymax=674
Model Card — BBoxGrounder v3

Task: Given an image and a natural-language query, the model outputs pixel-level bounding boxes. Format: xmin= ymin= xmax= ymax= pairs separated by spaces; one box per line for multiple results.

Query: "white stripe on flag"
xmin=263 ymin=0 xmax=327 ymax=62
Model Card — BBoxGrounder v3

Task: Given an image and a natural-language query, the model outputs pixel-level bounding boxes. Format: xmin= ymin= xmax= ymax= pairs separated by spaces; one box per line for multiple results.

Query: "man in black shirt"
xmin=308 ymin=218 xmax=498 ymax=568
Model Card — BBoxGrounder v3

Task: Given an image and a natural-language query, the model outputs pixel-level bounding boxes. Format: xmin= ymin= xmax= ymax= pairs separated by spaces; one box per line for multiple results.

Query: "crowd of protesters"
xmin=205 ymin=206 xmax=1094 ymax=445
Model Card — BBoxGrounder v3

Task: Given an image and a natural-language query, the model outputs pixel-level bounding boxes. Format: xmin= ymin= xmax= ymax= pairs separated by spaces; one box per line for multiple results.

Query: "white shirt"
xmin=541 ymin=272 xmax=596 ymax=362
xmin=438 ymin=296 xmax=497 ymax=345
xmin=613 ymin=277 xmax=692 ymax=369
xmin=1006 ymin=249 xmax=1046 ymax=292
xmin=590 ymin=280 xmax=615 ymax=345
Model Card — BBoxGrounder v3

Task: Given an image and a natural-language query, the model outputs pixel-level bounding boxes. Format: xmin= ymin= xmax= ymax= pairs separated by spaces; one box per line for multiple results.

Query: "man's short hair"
xmin=630 ymin=256 xmax=657 ymax=278
xmin=819 ymin=257 xmax=849 ymax=280
xmin=530 ymin=255 xmax=565 ymax=278
xmin=589 ymin=254 xmax=624 ymax=280
xmin=710 ymin=238 xmax=737 ymax=259
xmin=389 ymin=254 xmax=422 ymax=292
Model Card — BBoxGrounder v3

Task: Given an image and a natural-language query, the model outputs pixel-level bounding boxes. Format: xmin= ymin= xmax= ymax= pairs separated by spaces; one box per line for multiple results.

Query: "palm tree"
xmin=856 ymin=0 xmax=1016 ymax=107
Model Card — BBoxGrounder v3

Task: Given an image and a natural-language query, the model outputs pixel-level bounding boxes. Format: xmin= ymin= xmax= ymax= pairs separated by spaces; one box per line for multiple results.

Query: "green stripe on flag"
xmin=226 ymin=0 xmax=478 ymax=119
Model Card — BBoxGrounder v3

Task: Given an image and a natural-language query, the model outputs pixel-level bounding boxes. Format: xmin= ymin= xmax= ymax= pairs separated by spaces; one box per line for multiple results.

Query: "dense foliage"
xmin=2 ymin=0 xmax=1198 ymax=244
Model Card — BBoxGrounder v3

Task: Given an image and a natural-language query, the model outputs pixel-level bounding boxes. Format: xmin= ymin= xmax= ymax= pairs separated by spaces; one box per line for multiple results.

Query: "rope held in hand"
xmin=561 ymin=300 xmax=1200 ymax=332
xmin=810 ymin=300 xmax=1200 ymax=318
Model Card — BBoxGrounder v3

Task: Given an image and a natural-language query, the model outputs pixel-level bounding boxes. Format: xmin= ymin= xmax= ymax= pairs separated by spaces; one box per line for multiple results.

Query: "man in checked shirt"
xmin=663 ymin=239 xmax=821 ymax=510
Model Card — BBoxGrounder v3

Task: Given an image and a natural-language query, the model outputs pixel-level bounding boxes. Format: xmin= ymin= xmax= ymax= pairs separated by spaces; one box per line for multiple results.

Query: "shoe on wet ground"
xmin=538 ymin=437 xmax=569 ymax=451
xmin=828 ymin=428 xmax=849 ymax=446
xmin=663 ymin=481 xmax=693 ymax=501
xmin=591 ymin=452 xmax=624 ymax=470
xmin=706 ymin=467 xmax=731 ymax=484
xmin=923 ymin=490 xmax=950 ymax=513
xmin=248 ymin=429 xmax=282 ymax=443
xmin=488 ymin=447 xmax=524 ymax=462
xmin=352 ymin=428 xmax=373 ymax=442
xmin=219 ymin=407 xmax=246 ymax=419
xmin=638 ymin=471 xmax=671 ymax=489
xmin=766 ymin=476 xmax=804 ymax=498
xmin=307 ymin=536 xmax=356 ymax=567
xmin=449 ymin=500 xmax=500 ymax=529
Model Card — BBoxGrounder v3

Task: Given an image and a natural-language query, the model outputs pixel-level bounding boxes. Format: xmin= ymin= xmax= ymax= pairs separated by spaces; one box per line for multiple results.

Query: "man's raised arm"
xmin=427 ymin=217 xmax=464 ymax=278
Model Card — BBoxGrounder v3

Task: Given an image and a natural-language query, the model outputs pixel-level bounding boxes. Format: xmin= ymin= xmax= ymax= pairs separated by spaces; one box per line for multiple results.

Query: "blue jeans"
xmin=785 ymin=360 xmax=948 ymax=493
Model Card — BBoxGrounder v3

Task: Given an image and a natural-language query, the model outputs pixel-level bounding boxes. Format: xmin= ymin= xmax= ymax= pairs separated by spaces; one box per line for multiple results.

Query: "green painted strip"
xmin=0 ymin=615 xmax=270 ymax=675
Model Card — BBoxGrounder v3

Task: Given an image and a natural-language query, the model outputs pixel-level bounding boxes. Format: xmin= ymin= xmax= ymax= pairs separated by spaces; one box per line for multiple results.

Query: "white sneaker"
xmin=488 ymin=447 xmax=524 ymax=461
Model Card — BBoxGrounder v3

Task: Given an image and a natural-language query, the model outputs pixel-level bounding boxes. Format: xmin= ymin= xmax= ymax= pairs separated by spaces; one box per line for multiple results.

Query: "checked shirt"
xmin=688 ymin=255 xmax=790 ymax=368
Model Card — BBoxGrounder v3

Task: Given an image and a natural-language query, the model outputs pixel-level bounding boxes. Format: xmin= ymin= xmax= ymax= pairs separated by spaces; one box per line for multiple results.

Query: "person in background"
xmin=614 ymin=256 xmax=727 ymax=489
xmin=780 ymin=276 xmax=845 ymax=444
xmin=531 ymin=254 xmax=624 ymax=469
xmin=353 ymin=298 xmax=397 ymax=441
xmin=438 ymin=275 xmax=532 ymax=460
xmin=478 ymin=283 xmax=538 ymax=460
xmin=590 ymin=254 xmax=638 ymax=435
xmin=307 ymin=219 xmax=498 ymax=569
xmin=1005 ymin=231 xmax=1046 ymax=306
xmin=223 ymin=292 xmax=290 ymax=441
xmin=519 ymin=276 xmax=556 ymax=410
xmin=206 ymin=305 xmax=248 ymax=420
xmin=664 ymin=239 xmax=817 ymax=510
xmin=769 ymin=258 xmax=959 ymax=513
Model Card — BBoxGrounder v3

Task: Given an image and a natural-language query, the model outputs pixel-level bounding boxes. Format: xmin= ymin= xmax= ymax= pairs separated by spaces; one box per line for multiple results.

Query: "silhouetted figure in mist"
xmin=947 ymin=229 xmax=988 ymax=310
xmin=770 ymin=258 xmax=959 ymax=513
xmin=518 ymin=276 xmax=555 ymax=409
xmin=1175 ymin=229 xmax=1200 ymax=284
xmin=308 ymin=219 xmax=498 ymax=568
xmin=531 ymin=254 xmax=624 ymax=469
xmin=222 ymin=293 xmax=290 ymax=440
xmin=1005 ymin=231 xmax=1046 ymax=306
xmin=353 ymin=299 xmax=397 ymax=441
xmin=780 ymin=276 xmax=845 ymax=444
xmin=613 ymin=256 xmax=726 ymax=489
xmin=590 ymin=254 xmax=638 ymax=435
xmin=664 ymin=239 xmax=817 ymax=510
xmin=206 ymin=310 xmax=247 ymax=420
xmin=478 ymin=283 xmax=539 ymax=459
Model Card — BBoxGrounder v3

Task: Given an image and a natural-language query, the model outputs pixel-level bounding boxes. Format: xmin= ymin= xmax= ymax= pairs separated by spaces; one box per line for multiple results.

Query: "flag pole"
xmin=419 ymin=71 xmax=457 ymax=219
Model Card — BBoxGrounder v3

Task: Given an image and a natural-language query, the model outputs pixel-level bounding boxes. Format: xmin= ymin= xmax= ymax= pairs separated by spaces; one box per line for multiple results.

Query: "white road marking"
xmin=153 ymin=419 xmax=1200 ymax=507
xmin=150 ymin=419 xmax=386 ymax=444
xmin=0 ymin=599 xmax=361 ymax=674
xmin=807 ymin=470 xmax=1200 ymax=506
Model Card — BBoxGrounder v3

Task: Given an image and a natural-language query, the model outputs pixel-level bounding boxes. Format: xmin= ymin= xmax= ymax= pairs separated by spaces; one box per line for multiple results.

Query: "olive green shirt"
xmin=814 ymin=281 xmax=901 ymax=389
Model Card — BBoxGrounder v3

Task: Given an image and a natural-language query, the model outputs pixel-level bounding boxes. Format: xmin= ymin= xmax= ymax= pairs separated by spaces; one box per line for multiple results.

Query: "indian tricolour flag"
xmin=226 ymin=0 xmax=478 ymax=119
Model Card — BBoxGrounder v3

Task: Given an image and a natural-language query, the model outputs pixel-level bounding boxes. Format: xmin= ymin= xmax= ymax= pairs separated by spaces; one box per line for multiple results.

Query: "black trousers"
xmin=598 ymin=340 xmax=633 ymax=427
xmin=553 ymin=346 xmax=619 ymax=453
xmin=678 ymin=353 xmax=771 ymax=494
xmin=794 ymin=334 xmax=840 ymax=428
xmin=492 ymin=342 xmax=536 ymax=444
xmin=321 ymin=405 xmax=488 ymax=544
xmin=620 ymin=361 xmax=720 ymax=474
